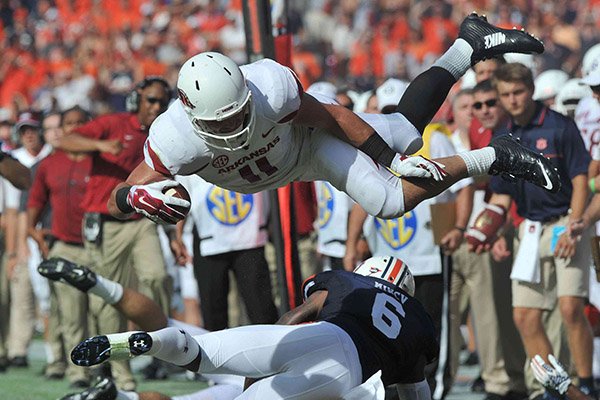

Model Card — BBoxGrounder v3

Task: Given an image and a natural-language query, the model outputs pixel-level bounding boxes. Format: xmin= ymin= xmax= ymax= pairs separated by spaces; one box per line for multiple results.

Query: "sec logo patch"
xmin=206 ymin=186 xmax=253 ymax=226
xmin=316 ymin=182 xmax=335 ymax=229
xmin=374 ymin=211 xmax=418 ymax=250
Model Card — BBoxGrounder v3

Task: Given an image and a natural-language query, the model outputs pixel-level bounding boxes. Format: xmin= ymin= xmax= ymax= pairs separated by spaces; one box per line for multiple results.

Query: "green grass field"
xmin=0 ymin=339 xmax=484 ymax=399
xmin=0 ymin=339 xmax=208 ymax=400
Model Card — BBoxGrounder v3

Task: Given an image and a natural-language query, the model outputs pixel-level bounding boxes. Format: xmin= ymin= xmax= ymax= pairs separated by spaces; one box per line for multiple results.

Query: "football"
xmin=465 ymin=204 xmax=506 ymax=247
xmin=162 ymin=183 xmax=191 ymax=218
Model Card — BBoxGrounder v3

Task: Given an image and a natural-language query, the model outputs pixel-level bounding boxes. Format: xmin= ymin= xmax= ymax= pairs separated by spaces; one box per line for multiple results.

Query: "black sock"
xmin=395 ymin=66 xmax=456 ymax=133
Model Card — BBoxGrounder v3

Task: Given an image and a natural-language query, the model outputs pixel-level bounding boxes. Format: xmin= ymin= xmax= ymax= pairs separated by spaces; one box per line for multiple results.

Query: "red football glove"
xmin=466 ymin=204 xmax=507 ymax=248
xmin=127 ymin=181 xmax=190 ymax=225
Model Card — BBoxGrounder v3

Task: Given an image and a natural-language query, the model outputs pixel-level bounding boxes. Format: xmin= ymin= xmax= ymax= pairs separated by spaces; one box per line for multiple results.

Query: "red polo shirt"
xmin=468 ymin=118 xmax=492 ymax=150
xmin=28 ymin=150 xmax=91 ymax=243
xmin=74 ymin=113 xmax=147 ymax=215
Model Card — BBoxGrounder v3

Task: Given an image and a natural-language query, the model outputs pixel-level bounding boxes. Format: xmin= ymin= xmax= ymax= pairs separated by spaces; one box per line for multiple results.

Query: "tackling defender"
xmin=54 ymin=256 xmax=437 ymax=399
xmin=107 ymin=14 xmax=559 ymax=225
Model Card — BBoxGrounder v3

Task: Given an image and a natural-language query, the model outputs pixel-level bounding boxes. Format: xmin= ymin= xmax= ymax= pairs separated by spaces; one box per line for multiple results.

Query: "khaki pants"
xmin=512 ymin=215 xmax=591 ymax=308
xmin=7 ymin=259 xmax=35 ymax=358
xmin=85 ymin=218 xmax=170 ymax=390
xmin=298 ymin=233 xmax=319 ymax=281
xmin=511 ymin=216 xmax=580 ymax=398
xmin=46 ymin=241 xmax=90 ymax=383
xmin=451 ymin=234 xmax=526 ymax=395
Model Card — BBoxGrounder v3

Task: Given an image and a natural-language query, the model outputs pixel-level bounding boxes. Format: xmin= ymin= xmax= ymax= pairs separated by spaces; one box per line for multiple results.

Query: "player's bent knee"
xmin=375 ymin=184 xmax=406 ymax=219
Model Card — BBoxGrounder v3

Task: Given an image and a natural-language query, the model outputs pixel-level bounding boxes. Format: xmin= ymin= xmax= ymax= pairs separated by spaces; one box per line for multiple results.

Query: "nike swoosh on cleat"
xmin=538 ymin=160 xmax=554 ymax=191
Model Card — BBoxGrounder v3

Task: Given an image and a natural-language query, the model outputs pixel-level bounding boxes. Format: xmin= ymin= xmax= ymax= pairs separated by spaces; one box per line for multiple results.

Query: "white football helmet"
xmin=177 ymin=52 xmax=255 ymax=151
xmin=583 ymin=44 xmax=600 ymax=77
xmin=533 ymin=70 xmax=569 ymax=101
xmin=353 ymin=255 xmax=415 ymax=296
xmin=554 ymin=78 xmax=592 ymax=117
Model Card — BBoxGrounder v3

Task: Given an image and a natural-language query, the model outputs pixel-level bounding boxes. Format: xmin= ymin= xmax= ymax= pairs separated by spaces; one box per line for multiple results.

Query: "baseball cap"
xmin=15 ymin=111 xmax=40 ymax=132
xmin=581 ymin=56 xmax=600 ymax=87
xmin=376 ymin=78 xmax=408 ymax=111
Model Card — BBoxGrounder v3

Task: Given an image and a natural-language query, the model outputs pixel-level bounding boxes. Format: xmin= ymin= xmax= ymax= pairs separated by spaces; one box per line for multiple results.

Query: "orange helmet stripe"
xmin=387 ymin=258 xmax=403 ymax=283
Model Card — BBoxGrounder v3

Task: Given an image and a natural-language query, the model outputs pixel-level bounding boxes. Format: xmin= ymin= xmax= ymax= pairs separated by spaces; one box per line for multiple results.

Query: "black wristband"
xmin=454 ymin=226 xmax=467 ymax=233
xmin=358 ymin=134 xmax=396 ymax=167
xmin=115 ymin=186 xmax=134 ymax=214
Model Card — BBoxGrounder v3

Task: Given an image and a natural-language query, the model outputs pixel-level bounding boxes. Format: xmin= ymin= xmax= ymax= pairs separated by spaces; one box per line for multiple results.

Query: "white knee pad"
xmin=376 ymin=179 xmax=406 ymax=219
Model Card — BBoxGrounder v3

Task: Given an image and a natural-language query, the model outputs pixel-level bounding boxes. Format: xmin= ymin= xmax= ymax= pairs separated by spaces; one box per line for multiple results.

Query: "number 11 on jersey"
xmin=239 ymin=156 xmax=278 ymax=183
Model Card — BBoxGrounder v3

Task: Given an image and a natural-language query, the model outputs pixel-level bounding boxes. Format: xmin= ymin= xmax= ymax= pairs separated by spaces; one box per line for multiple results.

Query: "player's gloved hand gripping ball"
xmin=127 ymin=180 xmax=191 ymax=225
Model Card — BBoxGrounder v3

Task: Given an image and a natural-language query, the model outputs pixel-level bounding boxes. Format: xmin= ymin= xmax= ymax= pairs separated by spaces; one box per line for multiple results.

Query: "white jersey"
xmin=575 ymin=97 xmax=600 ymax=234
xmin=145 ymin=58 xmax=426 ymax=220
xmin=314 ymin=181 xmax=354 ymax=258
xmin=146 ymin=58 xmax=307 ymax=193
xmin=575 ymin=96 xmax=600 ymax=159
xmin=177 ymin=174 xmax=269 ymax=256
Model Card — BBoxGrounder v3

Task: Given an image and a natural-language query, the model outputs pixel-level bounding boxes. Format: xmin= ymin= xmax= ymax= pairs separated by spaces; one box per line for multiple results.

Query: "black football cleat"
xmin=71 ymin=332 xmax=153 ymax=367
xmin=489 ymin=134 xmax=561 ymax=193
xmin=38 ymin=257 xmax=97 ymax=292
xmin=59 ymin=377 xmax=117 ymax=400
xmin=459 ymin=12 xmax=544 ymax=65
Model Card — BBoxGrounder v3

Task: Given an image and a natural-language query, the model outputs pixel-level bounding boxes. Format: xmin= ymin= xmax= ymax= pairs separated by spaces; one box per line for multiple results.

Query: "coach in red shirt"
xmin=55 ymin=77 xmax=172 ymax=390
xmin=27 ymin=106 xmax=91 ymax=387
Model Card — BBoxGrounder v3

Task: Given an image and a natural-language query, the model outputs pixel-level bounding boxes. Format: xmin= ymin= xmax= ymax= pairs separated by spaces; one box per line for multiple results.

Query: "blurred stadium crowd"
xmin=2 ymin=1 xmax=600 ymax=400
xmin=1 ymin=0 xmax=600 ymax=116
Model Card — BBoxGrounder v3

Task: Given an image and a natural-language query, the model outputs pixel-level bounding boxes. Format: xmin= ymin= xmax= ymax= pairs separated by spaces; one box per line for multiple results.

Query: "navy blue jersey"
xmin=490 ymin=102 xmax=590 ymax=221
xmin=303 ymin=270 xmax=438 ymax=386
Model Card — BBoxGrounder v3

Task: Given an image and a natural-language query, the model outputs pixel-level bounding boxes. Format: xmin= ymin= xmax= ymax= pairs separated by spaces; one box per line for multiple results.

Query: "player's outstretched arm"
xmin=108 ymin=161 xmax=190 ymax=224
xmin=57 ymin=132 xmax=122 ymax=155
xmin=294 ymin=94 xmax=445 ymax=180
xmin=294 ymin=93 xmax=376 ymax=149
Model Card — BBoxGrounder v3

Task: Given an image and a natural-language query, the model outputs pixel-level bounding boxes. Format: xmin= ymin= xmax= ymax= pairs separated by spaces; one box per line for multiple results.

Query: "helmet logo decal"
xmin=178 ymin=88 xmax=195 ymax=109
xmin=212 ymin=155 xmax=229 ymax=168
xmin=369 ymin=267 xmax=381 ymax=273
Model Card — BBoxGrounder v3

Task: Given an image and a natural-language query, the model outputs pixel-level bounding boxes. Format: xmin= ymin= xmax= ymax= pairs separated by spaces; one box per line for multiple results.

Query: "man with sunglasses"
xmin=55 ymin=77 xmax=173 ymax=391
